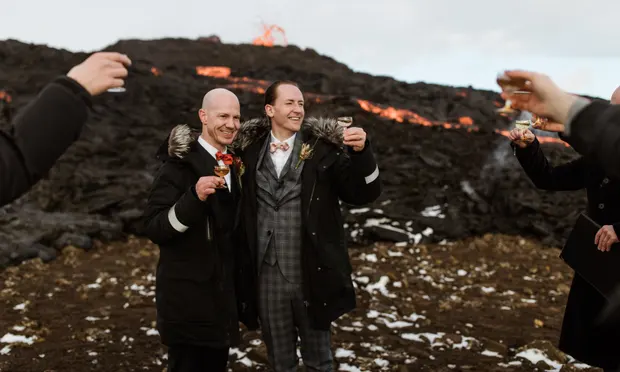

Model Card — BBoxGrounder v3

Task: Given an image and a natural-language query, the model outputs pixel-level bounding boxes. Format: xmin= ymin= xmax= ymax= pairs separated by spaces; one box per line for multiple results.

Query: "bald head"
xmin=198 ymin=88 xmax=241 ymax=150
xmin=202 ymin=88 xmax=239 ymax=110
xmin=611 ymin=86 xmax=620 ymax=105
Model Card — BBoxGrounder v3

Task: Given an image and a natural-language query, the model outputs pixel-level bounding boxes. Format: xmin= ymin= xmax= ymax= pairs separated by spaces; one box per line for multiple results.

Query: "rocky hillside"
xmin=0 ymin=37 xmax=590 ymax=268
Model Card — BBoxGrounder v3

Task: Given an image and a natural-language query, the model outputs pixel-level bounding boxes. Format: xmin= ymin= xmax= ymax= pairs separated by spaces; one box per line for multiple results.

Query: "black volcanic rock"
xmin=0 ymin=38 xmax=589 ymax=268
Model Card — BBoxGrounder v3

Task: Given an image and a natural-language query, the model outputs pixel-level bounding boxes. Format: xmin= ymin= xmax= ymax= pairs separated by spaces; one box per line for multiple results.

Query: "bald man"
xmin=142 ymin=88 xmax=251 ymax=372
xmin=610 ymin=86 xmax=620 ymax=104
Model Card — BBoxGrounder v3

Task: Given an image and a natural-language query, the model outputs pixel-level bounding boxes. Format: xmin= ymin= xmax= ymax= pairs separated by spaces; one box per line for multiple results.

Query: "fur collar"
xmin=231 ymin=116 xmax=344 ymax=152
xmin=166 ymin=124 xmax=199 ymax=159
xmin=166 ymin=117 xmax=344 ymax=158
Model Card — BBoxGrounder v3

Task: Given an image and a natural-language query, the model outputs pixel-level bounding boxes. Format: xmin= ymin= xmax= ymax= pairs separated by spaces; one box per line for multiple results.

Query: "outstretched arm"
xmin=0 ymin=51 xmax=130 ymax=207
xmin=0 ymin=76 xmax=91 ymax=206
xmin=512 ymin=136 xmax=587 ymax=191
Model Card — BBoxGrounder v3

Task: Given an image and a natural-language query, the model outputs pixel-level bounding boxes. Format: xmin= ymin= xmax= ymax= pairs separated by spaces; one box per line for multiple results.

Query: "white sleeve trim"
xmin=168 ymin=204 xmax=189 ymax=232
xmin=365 ymin=165 xmax=379 ymax=184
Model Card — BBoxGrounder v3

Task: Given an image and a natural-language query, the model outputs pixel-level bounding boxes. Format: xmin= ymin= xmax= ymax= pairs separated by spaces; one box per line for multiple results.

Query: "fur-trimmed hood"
xmin=164 ymin=124 xmax=200 ymax=159
xmin=231 ymin=116 xmax=344 ymax=152
xmin=162 ymin=117 xmax=345 ymax=159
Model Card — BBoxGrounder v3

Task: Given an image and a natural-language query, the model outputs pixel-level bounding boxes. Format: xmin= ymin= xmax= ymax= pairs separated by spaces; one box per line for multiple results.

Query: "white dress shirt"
xmin=198 ymin=136 xmax=232 ymax=191
xmin=269 ymin=132 xmax=296 ymax=178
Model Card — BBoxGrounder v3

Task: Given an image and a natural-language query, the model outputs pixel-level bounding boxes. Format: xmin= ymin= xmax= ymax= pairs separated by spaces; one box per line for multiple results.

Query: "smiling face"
xmin=198 ymin=88 xmax=240 ymax=150
xmin=265 ymin=83 xmax=305 ymax=135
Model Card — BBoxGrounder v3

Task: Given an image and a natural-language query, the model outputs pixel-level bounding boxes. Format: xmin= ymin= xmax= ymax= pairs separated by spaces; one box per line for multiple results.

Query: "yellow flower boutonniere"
xmin=295 ymin=138 xmax=319 ymax=169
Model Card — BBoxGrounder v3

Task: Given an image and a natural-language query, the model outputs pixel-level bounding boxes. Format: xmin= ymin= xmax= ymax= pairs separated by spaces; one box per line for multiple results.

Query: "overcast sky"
xmin=2 ymin=0 xmax=619 ymax=99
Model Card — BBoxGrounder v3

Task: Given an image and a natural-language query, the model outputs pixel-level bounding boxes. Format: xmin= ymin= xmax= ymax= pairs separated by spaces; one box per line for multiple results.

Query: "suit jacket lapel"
xmin=263 ymin=152 xmax=279 ymax=183
xmin=229 ymin=163 xmax=240 ymax=199
xmin=187 ymin=142 xmax=217 ymax=178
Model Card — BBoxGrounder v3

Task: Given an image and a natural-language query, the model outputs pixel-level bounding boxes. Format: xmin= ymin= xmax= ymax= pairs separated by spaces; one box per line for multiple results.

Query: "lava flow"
xmin=252 ymin=24 xmax=287 ymax=47
xmin=0 ymin=90 xmax=12 ymax=103
xmin=193 ymin=64 xmax=569 ymax=146
xmin=357 ymin=99 xmax=477 ymax=131
xmin=196 ymin=66 xmax=270 ymax=94
xmin=195 ymin=66 xmax=479 ymax=130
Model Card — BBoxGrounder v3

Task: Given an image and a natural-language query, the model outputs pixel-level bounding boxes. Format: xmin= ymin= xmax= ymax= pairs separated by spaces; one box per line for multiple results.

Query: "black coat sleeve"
xmin=333 ymin=139 xmax=382 ymax=205
xmin=564 ymin=100 xmax=620 ymax=179
xmin=0 ymin=76 xmax=92 ymax=207
xmin=513 ymin=137 xmax=587 ymax=191
xmin=141 ymin=161 xmax=207 ymax=245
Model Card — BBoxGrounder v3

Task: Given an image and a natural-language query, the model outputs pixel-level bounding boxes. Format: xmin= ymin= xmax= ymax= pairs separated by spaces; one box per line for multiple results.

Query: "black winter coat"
xmin=141 ymin=124 xmax=246 ymax=348
xmin=0 ymin=75 xmax=91 ymax=207
xmin=514 ymin=137 xmax=620 ymax=370
xmin=564 ymin=100 xmax=620 ymax=180
xmin=231 ymin=117 xmax=382 ymax=330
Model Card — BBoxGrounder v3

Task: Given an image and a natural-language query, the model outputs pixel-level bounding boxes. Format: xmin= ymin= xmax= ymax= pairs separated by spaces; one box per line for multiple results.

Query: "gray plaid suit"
xmin=255 ymin=134 xmax=333 ymax=372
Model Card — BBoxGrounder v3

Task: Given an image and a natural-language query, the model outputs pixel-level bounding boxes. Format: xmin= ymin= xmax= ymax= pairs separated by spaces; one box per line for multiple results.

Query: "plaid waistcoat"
xmin=255 ymin=134 xmax=304 ymax=283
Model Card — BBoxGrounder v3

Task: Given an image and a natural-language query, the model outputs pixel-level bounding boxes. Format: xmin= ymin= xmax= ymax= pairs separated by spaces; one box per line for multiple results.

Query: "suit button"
xmin=603 ymin=178 xmax=609 ymax=184
xmin=317 ymin=267 xmax=322 ymax=271
xmin=267 ymin=230 xmax=272 ymax=235
xmin=599 ymin=203 xmax=605 ymax=209
xmin=312 ymin=232 xmax=316 ymax=236
xmin=274 ymin=206 xmax=279 ymax=211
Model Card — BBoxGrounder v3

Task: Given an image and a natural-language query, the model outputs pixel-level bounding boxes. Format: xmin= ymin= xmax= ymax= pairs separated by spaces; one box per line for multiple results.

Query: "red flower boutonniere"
xmin=233 ymin=156 xmax=245 ymax=188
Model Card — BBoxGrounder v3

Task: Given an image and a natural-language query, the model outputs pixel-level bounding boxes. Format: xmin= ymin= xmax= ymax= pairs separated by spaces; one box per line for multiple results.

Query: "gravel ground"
xmin=0 ymin=234 xmax=601 ymax=371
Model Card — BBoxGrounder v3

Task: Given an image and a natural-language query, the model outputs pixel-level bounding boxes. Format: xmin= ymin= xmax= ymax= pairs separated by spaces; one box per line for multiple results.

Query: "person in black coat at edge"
xmin=501 ymin=71 xmax=620 ymax=331
xmin=508 ymin=108 xmax=620 ymax=371
xmin=0 ymin=52 xmax=130 ymax=207
xmin=141 ymin=88 xmax=258 ymax=372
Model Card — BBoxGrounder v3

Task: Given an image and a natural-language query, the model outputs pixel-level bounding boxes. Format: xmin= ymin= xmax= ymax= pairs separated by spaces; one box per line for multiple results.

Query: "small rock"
xmin=246 ymin=344 xmax=269 ymax=365
xmin=16 ymin=244 xmax=39 ymax=261
xmin=557 ymin=283 xmax=571 ymax=294
xmin=534 ymin=360 xmax=553 ymax=370
xmin=365 ymin=226 xmax=411 ymax=243
xmin=442 ymin=333 xmax=462 ymax=346
xmin=517 ymin=340 xmax=569 ymax=364
xmin=35 ymin=244 xmax=57 ymax=263
xmin=480 ymin=337 xmax=507 ymax=355
xmin=406 ymin=344 xmax=430 ymax=359
xmin=559 ymin=364 xmax=585 ymax=371
xmin=54 ymin=233 xmax=93 ymax=251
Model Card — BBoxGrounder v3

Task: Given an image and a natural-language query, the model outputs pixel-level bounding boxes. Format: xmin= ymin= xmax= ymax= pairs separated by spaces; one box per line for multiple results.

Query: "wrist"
xmin=553 ymin=93 xmax=579 ymax=124
xmin=66 ymin=72 xmax=94 ymax=96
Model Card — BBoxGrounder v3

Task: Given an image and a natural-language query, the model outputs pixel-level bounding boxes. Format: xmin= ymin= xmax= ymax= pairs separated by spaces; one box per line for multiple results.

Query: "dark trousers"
xmin=167 ymin=344 xmax=229 ymax=372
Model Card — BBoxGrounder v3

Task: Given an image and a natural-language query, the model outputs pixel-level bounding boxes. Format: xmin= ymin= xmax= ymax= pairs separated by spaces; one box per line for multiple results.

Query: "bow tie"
xmin=215 ymin=151 xmax=233 ymax=165
xmin=270 ymin=142 xmax=290 ymax=153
